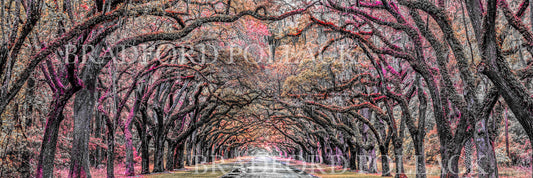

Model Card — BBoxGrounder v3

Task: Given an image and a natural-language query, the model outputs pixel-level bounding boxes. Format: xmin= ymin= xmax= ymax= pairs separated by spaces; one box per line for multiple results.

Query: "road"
xmin=220 ymin=156 xmax=318 ymax=178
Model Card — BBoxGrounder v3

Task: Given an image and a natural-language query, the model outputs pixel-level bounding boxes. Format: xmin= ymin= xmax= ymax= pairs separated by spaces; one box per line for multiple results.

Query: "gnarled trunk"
xmin=36 ymin=89 xmax=78 ymax=178
xmin=104 ymin=114 xmax=115 ymax=178
xmin=379 ymin=145 xmax=391 ymax=177
xmin=166 ymin=140 xmax=177 ymax=171
xmin=174 ymin=143 xmax=185 ymax=169
xmin=413 ymin=138 xmax=426 ymax=178
xmin=70 ymin=87 xmax=95 ymax=178
xmin=35 ymin=107 xmax=65 ymax=178
xmin=153 ymin=128 xmax=166 ymax=172
xmin=474 ymin=120 xmax=498 ymax=178
xmin=368 ymin=147 xmax=377 ymax=173
xmin=124 ymin=125 xmax=135 ymax=176
xmin=479 ymin=0 xmax=532 ymax=175
xmin=393 ymin=141 xmax=404 ymax=178
xmin=439 ymin=146 xmax=461 ymax=178
xmin=348 ymin=143 xmax=358 ymax=171
xmin=135 ymin=120 xmax=150 ymax=174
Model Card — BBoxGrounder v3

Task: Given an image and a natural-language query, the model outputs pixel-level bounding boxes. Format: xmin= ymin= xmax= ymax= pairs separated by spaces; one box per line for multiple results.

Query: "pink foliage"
xmin=246 ymin=20 xmax=270 ymax=36
xmin=244 ymin=19 xmax=270 ymax=46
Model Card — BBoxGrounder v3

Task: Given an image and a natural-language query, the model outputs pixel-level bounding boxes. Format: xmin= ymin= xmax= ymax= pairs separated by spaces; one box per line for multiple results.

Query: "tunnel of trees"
xmin=1 ymin=0 xmax=533 ymax=178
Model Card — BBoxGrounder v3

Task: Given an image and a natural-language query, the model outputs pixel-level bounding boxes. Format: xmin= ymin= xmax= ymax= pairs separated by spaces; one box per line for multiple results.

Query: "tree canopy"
xmin=1 ymin=0 xmax=533 ymax=178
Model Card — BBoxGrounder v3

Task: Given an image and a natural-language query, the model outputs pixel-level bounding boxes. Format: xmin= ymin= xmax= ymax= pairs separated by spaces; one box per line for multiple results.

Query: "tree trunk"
xmin=70 ymin=88 xmax=95 ymax=178
xmin=464 ymin=139 xmax=473 ymax=176
xmin=359 ymin=146 xmax=367 ymax=172
xmin=413 ymin=138 xmax=426 ymax=178
xmin=153 ymin=128 xmax=166 ymax=172
xmin=186 ymin=139 xmax=192 ymax=166
xmin=505 ymin=108 xmax=510 ymax=161
xmin=166 ymin=140 xmax=177 ymax=171
xmin=186 ymin=144 xmax=192 ymax=166
xmin=195 ymin=142 xmax=202 ymax=164
xmin=474 ymin=119 xmax=498 ymax=178
xmin=368 ymin=147 xmax=377 ymax=173
xmin=345 ymin=139 xmax=357 ymax=171
xmin=320 ymin=138 xmax=330 ymax=165
xmin=208 ymin=144 xmax=214 ymax=162
xmin=105 ymin=115 xmax=115 ymax=178
xmin=480 ymin=0 xmax=533 ymax=175
xmin=174 ymin=143 xmax=185 ymax=169
xmin=124 ymin=125 xmax=135 ymax=176
xmin=360 ymin=109 xmax=371 ymax=172
xmin=379 ymin=145 xmax=391 ymax=177
xmin=393 ymin=142 xmax=404 ymax=178
xmin=349 ymin=145 xmax=357 ymax=171
xmin=93 ymin=112 xmax=103 ymax=167
xmin=35 ymin=106 xmax=65 ymax=178
xmin=135 ymin=121 xmax=150 ymax=174
xmin=440 ymin=147 xmax=461 ymax=178
xmin=36 ymin=89 xmax=78 ymax=178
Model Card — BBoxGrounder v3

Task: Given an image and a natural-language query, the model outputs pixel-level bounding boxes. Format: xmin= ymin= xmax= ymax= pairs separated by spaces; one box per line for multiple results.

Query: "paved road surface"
xmin=220 ymin=156 xmax=318 ymax=178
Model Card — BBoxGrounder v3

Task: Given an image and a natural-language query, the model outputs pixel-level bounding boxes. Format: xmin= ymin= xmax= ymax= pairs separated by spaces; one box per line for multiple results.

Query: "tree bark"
xmin=474 ymin=119 xmax=498 ymax=178
xmin=166 ymin=140 xmax=177 ymax=171
xmin=413 ymin=81 xmax=427 ymax=178
xmin=153 ymin=127 xmax=166 ymax=172
xmin=69 ymin=83 xmax=96 ymax=178
xmin=135 ymin=119 xmax=150 ymax=174
xmin=186 ymin=137 xmax=193 ymax=166
xmin=368 ymin=147 xmax=377 ymax=173
xmin=413 ymin=139 xmax=426 ymax=178
xmin=464 ymin=139 xmax=473 ymax=176
xmin=359 ymin=146 xmax=367 ymax=172
xmin=124 ymin=124 xmax=135 ymax=176
xmin=36 ymin=87 xmax=79 ymax=178
xmin=93 ymin=111 xmax=103 ymax=167
xmin=347 ymin=141 xmax=358 ymax=171
xmin=35 ymin=106 xmax=65 ymax=178
xmin=104 ymin=114 xmax=115 ymax=178
xmin=320 ymin=140 xmax=330 ymax=165
xmin=505 ymin=108 xmax=510 ymax=161
xmin=379 ymin=145 xmax=391 ymax=177
xmin=479 ymin=0 xmax=530 ymax=176
xmin=174 ymin=143 xmax=185 ymax=169
xmin=393 ymin=142 xmax=404 ymax=178
xmin=123 ymin=92 xmax=141 ymax=176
